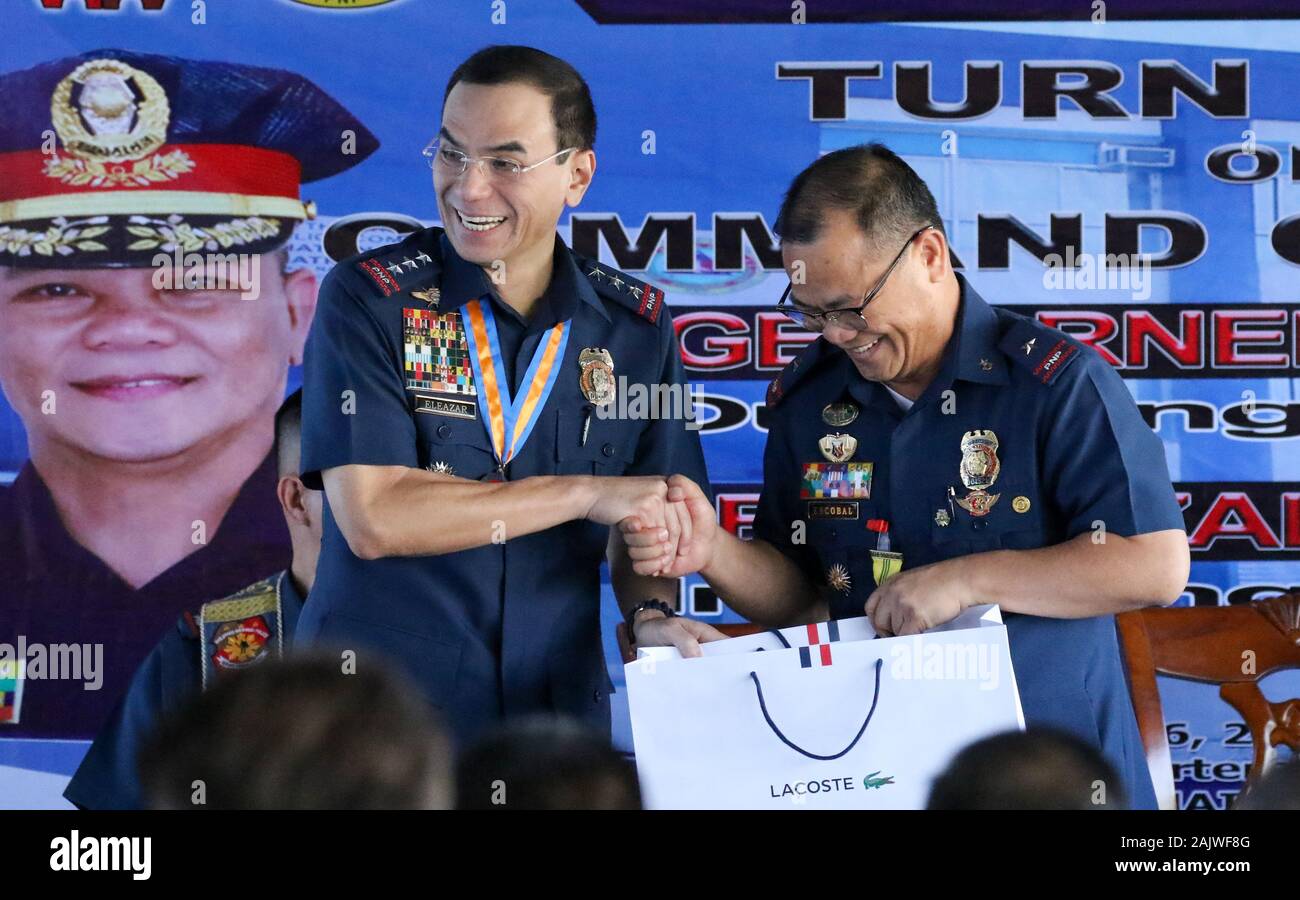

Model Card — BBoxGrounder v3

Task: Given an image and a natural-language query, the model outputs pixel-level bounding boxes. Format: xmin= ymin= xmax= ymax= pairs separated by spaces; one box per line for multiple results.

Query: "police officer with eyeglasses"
xmin=621 ymin=143 xmax=1190 ymax=809
xmin=297 ymin=45 xmax=720 ymax=747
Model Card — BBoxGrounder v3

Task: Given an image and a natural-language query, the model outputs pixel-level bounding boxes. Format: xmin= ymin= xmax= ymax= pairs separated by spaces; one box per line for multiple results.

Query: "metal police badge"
xmin=818 ymin=432 xmax=858 ymax=463
xmin=579 ymin=347 xmax=616 ymax=406
xmin=955 ymin=429 xmax=1002 ymax=517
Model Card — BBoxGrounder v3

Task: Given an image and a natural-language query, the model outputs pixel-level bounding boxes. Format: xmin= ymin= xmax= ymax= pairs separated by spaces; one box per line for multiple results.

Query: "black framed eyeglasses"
xmin=777 ymin=224 xmax=935 ymax=332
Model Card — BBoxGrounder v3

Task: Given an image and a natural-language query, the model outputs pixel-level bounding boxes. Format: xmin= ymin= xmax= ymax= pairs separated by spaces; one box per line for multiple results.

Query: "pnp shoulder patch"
xmin=357 ymin=257 xmax=402 ymax=296
xmin=198 ymin=574 xmax=284 ymax=691
xmin=999 ymin=318 xmax=1084 ymax=386
xmin=580 ymin=259 xmax=665 ymax=324
xmin=353 ymin=229 xmax=441 ymax=298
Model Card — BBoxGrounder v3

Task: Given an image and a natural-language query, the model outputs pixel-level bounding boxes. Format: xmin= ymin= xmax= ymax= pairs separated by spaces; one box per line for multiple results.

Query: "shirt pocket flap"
xmin=555 ymin=407 xmax=639 ymax=466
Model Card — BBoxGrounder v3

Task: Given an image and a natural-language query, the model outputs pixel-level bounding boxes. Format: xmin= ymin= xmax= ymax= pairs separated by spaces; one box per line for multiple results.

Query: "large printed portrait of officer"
xmin=0 ymin=49 xmax=378 ymax=740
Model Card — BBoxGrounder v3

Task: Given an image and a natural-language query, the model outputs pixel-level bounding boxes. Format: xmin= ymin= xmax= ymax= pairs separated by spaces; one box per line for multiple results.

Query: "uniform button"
xmin=601 ymin=442 xmax=615 ymax=457
xmin=593 ymin=689 xmax=603 ymax=703
xmin=972 ymin=519 xmax=987 ymax=531
xmin=436 ymin=424 xmax=451 ymax=439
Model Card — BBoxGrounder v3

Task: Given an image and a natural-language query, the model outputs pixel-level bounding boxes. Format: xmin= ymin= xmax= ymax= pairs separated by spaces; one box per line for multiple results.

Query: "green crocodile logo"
xmin=863 ymin=771 xmax=895 ymax=790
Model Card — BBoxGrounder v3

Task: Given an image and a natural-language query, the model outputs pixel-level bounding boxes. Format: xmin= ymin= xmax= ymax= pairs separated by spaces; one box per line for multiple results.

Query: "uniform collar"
xmin=437 ymin=232 xmax=609 ymax=325
xmin=278 ymin=567 xmax=306 ymax=613
xmin=276 ymin=568 xmax=307 ymax=636
xmin=949 ymin=273 xmax=1009 ymax=388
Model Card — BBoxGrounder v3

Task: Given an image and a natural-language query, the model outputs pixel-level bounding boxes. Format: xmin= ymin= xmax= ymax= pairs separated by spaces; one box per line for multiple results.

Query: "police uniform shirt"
xmin=298 ymin=228 xmax=710 ymax=744
xmin=62 ymin=570 xmax=305 ymax=810
xmin=754 ymin=273 xmax=1185 ymax=809
xmin=0 ymin=453 xmax=291 ymax=740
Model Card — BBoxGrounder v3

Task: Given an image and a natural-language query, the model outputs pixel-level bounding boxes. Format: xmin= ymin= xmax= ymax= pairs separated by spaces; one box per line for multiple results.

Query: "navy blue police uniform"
xmin=298 ymin=228 xmax=710 ymax=745
xmin=754 ymin=273 xmax=1184 ymax=810
xmin=63 ymin=571 xmax=305 ymax=810
xmin=0 ymin=49 xmax=375 ymax=739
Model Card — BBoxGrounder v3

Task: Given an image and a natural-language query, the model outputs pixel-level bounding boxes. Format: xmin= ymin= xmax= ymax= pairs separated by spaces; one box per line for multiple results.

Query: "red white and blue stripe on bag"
xmin=798 ymin=620 xmax=841 ymax=668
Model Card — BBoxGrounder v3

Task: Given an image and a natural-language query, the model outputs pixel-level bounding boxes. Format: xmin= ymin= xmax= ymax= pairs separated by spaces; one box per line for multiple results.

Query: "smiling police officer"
xmin=623 ymin=144 xmax=1190 ymax=809
xmin=297 ymin=46 xmax=718 ymax=746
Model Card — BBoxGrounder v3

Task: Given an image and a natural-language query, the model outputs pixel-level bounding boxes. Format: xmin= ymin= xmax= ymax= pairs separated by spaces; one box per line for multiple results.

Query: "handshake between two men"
xmin=597 ymin=473 xmax=975 ymax=660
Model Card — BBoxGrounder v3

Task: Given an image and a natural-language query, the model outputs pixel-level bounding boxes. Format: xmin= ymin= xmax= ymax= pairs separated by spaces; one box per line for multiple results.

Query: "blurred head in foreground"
xmin=456 ymin=716 xmax=641 ymax=810
xmin=1233 ymin=757 xmax=1300 ymax=810
xmin=927 ymin=728 xmax=1127 ymax=810
xmin=139 ymin=655 xmax=452 ymax=809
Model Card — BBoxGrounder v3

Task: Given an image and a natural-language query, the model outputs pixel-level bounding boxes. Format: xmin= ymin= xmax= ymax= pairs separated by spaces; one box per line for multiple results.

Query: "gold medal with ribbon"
xmin=867 ymin=518 xmax=903 ymax=585
xmin=462 ymin=299 xmax=570 ymax=478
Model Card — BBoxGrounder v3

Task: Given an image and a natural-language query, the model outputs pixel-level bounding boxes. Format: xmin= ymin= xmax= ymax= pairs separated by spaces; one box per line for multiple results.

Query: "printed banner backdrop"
xmin=2 ymin=0 xmax=1298 ymax=809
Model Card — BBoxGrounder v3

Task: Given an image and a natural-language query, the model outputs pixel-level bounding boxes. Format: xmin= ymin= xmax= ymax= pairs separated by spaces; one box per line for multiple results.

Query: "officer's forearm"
xmin=702 ymin=531 xmax=824 ymax=627
xmin=608 ymin=528 xmax=680 ymax=616
xmin=323 ymin=464 xmax=598 ymax=558
xmin=959 ymin=529 xmax=1190 ymax=617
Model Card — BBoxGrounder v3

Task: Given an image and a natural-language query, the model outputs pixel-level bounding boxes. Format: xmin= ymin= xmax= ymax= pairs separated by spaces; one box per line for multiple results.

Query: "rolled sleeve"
xmin=1042 ymin=357 xmax=1184 ymax=539
xmin=300 ymin=267 xmax=418 ymax=489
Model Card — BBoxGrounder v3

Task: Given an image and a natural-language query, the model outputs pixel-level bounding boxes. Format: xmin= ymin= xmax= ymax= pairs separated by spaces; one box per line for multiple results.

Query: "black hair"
xmin=274 ymin=388 xmax=303 ymax=482
xmin=776 ymin=143 xmax=945 ymax=253
xmin=444 ymin=45 xmax=596 ymax=153
xmin=139 ymin=655 xmax=452 ymax=809
xmin=926 ymin=728 xmax=1127 ymax=810
xmin=455 ymin=716 xmax=641 ymax=810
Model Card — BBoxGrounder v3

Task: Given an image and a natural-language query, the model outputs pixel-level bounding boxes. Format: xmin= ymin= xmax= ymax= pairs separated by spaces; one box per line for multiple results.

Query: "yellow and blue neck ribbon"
xmin=462 ymin=298 xmax=570 ymax=468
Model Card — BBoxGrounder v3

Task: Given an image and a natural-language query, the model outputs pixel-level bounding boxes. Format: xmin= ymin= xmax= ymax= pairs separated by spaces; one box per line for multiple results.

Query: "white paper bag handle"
xmin=747 ymin=658 xmax=883 ymax=761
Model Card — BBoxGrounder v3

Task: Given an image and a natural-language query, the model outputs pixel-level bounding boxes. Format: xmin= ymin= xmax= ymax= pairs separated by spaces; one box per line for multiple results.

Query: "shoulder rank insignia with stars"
xmin=356 ymin=246 xmax=435 ymax=298
xmin=580 ymin=259 xmax=665 ymax=324
xmin=999 ymin=318 xmax=1083 ymax=386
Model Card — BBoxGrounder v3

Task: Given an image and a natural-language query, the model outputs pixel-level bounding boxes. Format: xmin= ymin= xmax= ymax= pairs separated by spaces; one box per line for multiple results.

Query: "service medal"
xmin=826 ymin=563 xmax=852 ymax=594
xmin=822 ymin=402 xmax=859 ymax=427
xmin=578 ymin=347 xmax=616 ymax=406
xmin=818 ymin=432 xmax=858 ymax=463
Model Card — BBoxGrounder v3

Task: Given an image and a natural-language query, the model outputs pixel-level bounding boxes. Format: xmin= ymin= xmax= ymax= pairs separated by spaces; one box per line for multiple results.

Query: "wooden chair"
xmin=1116 ymin=593 xmax=1300 ymax=810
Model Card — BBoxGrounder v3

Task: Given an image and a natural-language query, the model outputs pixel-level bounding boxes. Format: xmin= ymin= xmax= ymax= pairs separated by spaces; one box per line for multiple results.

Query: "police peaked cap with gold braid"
xmin=0 ymin=49 xmax=378 ymax=268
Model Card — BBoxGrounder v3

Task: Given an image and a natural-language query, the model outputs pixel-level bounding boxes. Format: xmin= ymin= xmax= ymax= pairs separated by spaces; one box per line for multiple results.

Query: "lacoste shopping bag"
xmin=625 ymin=605 xmax=1024 ymax=809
